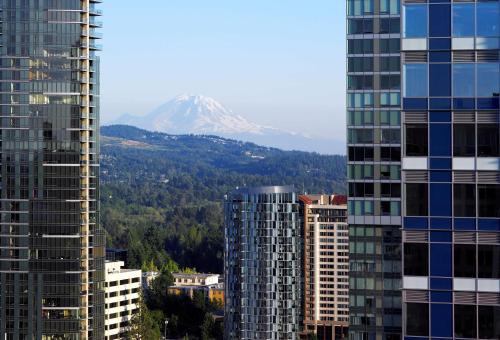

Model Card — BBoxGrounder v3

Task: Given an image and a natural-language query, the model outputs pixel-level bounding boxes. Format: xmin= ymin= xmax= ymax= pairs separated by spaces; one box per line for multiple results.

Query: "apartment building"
xmin=104 ymin=261 xmax=141 ymax=340
xmin=0 ymin=1 xmax=104 ymax=338
xmin=300 ymin=195 xmax=349 ymax=340
xmin=224 ymin=186 xmax=303 ymax=339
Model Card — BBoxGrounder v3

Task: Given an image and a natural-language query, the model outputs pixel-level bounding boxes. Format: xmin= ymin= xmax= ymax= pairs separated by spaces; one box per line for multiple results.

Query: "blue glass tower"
xmin=401 ymin=1 xmax=500 ymax=339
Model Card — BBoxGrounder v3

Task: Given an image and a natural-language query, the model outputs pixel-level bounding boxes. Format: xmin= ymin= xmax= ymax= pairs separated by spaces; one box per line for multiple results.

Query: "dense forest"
xmin=100 ymin=125 xmax=347 ymax=273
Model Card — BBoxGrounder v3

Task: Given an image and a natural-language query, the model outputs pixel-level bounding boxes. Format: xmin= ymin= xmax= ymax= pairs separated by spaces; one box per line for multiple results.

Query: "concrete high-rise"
xmin=0 ymin=1 xmax=104 ymax=339
xmin=401 ymin=2 xmax=500 ymax=339
xmin=300 ymin=195 xmax=349 ymax=340
xmin=224 ymin=186 xmax=302 ymax=340
xmin=346 ymin=1 xmax=403 ymax=339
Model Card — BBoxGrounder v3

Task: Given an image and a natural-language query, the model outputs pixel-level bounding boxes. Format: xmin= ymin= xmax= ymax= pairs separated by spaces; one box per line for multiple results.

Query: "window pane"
xmin=478 ymin=306 xmax=500 ymax=339
xmin=404 ymin=243 xmax=428 ymax=276
xmin=406 ymin=183 xmax=428 ymax=216
xmin=404 ymin=5 xmax=428 ymax=38
xmin=453 ymin=124 xmax=475 ymax=157
xmin=453 ymin=4 xmax=475 ymax=37
xmin=429 ymin=4 xmax=450 ymax=38
xmin=454 ymin=244 xmax=476 ymax=278
xmin=477 ymin=124 xmax=499 ymax=157
xmin=453 ymin=64 xmax=475 ymax=97
xmin=478 ymin=245 xmax=500 ymax=279
xmin=477 ymin=2 xmax=500 ymax=37
xmin=406 ymin=303 xmax=429 ymax=336
xmin=454 ymin=305 xmax=477 ymax=339
xmin=477 ymin=63 xmax=500 ymax=97
xmin=478 ymin=184 xmax=500 ymax=217
xmin=404 ymin=64 xmax=428 ymax=97
xmin=406 ymin=124 xmax=428 ymax=156
xmin=453 ymin=184 xmax=476 ymax=217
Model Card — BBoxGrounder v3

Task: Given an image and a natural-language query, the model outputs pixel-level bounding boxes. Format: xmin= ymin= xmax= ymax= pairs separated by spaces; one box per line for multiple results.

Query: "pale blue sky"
xmin=100 ymin=1 xmax=346 ymax=140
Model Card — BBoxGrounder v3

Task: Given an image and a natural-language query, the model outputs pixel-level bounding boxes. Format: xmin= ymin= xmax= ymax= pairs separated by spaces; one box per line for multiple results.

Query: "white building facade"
xmin=104 ymin=261 xmax=142 ymax=340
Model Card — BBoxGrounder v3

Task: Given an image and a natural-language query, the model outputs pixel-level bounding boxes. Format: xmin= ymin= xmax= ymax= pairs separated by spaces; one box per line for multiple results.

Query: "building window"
xmin=453 ymin=184 xmax=476 ymax=217
xmin=406 ymin=124 xmax=428 ymax=156
xmin=478 ymin=184 xmax=500 ymax=217
xmin=455 ymin=305 xmax=477 ymax=339
xmin=380 ymin=0 xmax=400 ymax=15
xmin=478 ymin=245 xmax=500 ymax=279
xmin=453 ymin=124 xmax=475 ymax=157
xmin=406 ymin=183 xmax=428 ymax=216
xmin=453 ymin=4 xmax=475 ymax=37
xmin=454 ymin=244 xmax=476 ymax=278
xmin=453 ymin=64 xmax=475 ymax=97
xmin=403 ymin=5 xmax=427 ymax=38
xmin=406 ymin=303 xmax=429 ymax=336
xmin=477 ymin=63 xmax=500 ymax=97
xmin=477 ymin=124 xmax=499 ymax=157
xmin=477 ymin=2 xmax=500 ymax=37
xmin=479 ymin=306 xmax=500 ymax=339
xmin=404 ymin=243 xmax=428 ymax=276
xmin=404 ymin=64 xmax=428 ymax=97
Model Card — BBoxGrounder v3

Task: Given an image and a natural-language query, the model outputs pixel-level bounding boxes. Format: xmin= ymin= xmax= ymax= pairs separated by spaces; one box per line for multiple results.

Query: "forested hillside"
xmin=100 ymin=125 xmax=347 ymax=273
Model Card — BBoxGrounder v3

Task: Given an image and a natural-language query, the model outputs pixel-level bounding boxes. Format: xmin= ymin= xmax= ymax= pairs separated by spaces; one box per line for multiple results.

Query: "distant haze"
xmin=112 ymin=94 xmax=345 ymax=154
xmin=100 ymin=1 xmax=346 ymax=149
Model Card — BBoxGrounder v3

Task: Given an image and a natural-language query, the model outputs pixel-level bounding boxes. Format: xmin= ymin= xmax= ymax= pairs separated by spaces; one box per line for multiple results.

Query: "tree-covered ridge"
xmin=100 ymin=125 xmax=347 ymax=273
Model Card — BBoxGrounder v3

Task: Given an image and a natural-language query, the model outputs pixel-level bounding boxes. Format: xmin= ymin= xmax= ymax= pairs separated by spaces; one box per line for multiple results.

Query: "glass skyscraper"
xmin=224 ymin=186 xmax=302 ymax=340
xmin=0 ymin=1 xmax=104 ymax=339
xmin=401 ymin=1 xmax=500 ymax=339
xmin=347 ymin=1 xmax=403 ymax=339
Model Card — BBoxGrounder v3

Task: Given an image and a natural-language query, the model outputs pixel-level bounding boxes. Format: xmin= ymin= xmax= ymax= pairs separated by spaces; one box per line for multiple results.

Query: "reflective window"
xmin=479 ymin=306 xmax=500 ymax=339
xmin=453 ymin=124 xmax=475 ymax=157
xmin=454 ymin=184 xmax=476 ymax=218
xmin=404 ymin=5 xmax=428 ymax=38
xmin=347 ymin=0 xmax=374 ymax=16
xmin=406 ymin=183 xmax=428 ymax=216
xmin=478 ymin=245 xmax=500 ymax=279
xmin=477 ymin=2 xmax=500 ymax=37
xmin=454 ymin=244 xmax=476 ymax=278
xmin=404 ymin=64 xmax=428 ymax=97
xmin=380 ymin=0 xmax=400 ymax=15
xmin=453 ymin=4 xmax=475 ymax=37
xmin=404 ymin=243 xmax=428 ymax=276
xmin=477 ymin=63 xmax=500 ymax=97
xmin=406 ymin=303 xmax=429 ymax=336
xmin=477 ymin=124 xmax=499 ymax=157
xmin=453 ymin=64 xmax=475 ymax=97
xmin=380 ymin=111 xmax=400 ymax=126
xmin=478 ymin=184 xmax=500 ymax=218
xmin=406 ymin=124 xmax=428 ymax=156
xmin=454 ymin=305 xmax=477 ymax=339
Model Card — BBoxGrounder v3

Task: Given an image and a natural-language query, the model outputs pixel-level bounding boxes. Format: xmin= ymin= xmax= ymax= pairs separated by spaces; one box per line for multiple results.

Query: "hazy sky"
xmin=100 ymin=1 xmax=346 ymax=140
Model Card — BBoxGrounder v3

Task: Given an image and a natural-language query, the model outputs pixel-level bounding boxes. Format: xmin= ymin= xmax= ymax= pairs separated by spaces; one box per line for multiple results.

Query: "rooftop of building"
xmin=229 ymin=185 xmax=295 ymax=195
xmin=172 ymin=272 xmax=220 ymax=279
xmin=299 ymin=194 xmax=347 ymax=206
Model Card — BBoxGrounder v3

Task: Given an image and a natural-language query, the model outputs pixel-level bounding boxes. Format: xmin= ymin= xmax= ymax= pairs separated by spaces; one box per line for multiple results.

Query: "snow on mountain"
xmin=113 ymin=94 xmax=344 ymax=154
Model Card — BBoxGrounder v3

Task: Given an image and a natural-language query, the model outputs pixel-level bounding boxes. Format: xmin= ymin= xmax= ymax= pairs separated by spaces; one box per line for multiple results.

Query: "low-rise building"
xmin=142 ymin=271 xmax=160 ymax=290
xmin=168 ymin=273 xmax=224 ymax=306
xmin=104 ymin=261 xmax=142 ymax=340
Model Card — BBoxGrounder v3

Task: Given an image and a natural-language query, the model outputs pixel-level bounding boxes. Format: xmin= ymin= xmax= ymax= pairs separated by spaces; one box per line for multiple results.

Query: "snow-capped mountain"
xmin=113 ymin=94 xmax=344 ymax=154
xmin=117 ymin=94 xmax=272 ymax=135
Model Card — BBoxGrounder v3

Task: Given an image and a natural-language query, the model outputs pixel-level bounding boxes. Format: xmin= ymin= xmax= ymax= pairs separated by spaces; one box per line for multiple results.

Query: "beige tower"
xmin=300 ymin=195 xmax=349 ymax=340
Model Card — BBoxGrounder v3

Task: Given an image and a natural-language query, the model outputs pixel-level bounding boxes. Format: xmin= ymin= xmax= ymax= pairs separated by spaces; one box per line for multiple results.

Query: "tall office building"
xmin=346 ymin=1 xmax=403 ymax=339
xmin=224 ymin=186 xmax=302 ymax=340
xmin=401 ymin=2 xmax=500 ymax=339
xmin=300 ymin=195 xmax=349 ymax=340
xmin=0 ymin=1 xmax=104 ymax=339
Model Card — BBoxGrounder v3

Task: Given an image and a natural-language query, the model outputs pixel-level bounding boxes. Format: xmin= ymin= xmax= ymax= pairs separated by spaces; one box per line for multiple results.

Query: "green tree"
xmin=128 ymin=293 xmax=161 ymax=340
xmin=200 ymin=313 xmax=214 ymax=340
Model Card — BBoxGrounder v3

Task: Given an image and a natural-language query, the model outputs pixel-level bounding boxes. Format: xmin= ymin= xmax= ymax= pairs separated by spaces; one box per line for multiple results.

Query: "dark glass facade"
xmin=224 ymin=186 xmax=303 ymax=340
xmin=401 ymin=1 xmax=500 ymax=340
xmin=347 ymin=1 xmax=402 ymax=339
xmin=0 ymin=1 xmax=104 ymax=339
